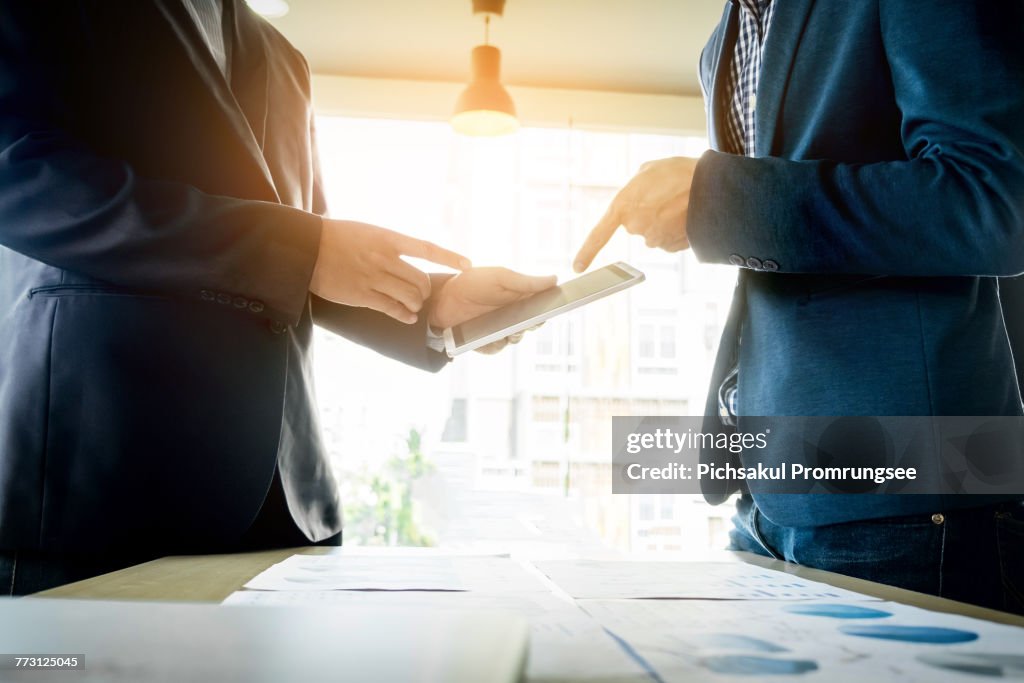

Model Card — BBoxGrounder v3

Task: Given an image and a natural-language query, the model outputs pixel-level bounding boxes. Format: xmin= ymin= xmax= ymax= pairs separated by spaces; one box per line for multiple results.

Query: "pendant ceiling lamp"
xmin=451 ymin=0 xmax=519 ymax=136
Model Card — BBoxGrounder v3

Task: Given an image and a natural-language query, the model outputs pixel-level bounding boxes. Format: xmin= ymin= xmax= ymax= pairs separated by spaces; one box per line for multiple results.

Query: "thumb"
xmin=496 ymin=269 xmax=558 ymax=293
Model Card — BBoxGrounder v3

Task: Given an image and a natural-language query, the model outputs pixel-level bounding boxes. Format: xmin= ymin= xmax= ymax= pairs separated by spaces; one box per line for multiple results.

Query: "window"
xmin=638 ymin=325 xmax=656 ymax=359
xmin=441 ymin=399 xmax=467 ymax=443
xmin=533 ymin=318 xmax=581 ymax=377
xmin=312 ymin=116 xmax=734 ymax=554
xmin=660 ymin=495 xmax=675 ymax=520
xmin=660 ymin=325 xmax=677 ymax=359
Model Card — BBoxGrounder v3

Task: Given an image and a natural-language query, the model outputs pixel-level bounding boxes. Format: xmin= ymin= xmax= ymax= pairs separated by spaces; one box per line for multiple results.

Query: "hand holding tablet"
xmin=442 ymin=262 xmax=645 ymax=357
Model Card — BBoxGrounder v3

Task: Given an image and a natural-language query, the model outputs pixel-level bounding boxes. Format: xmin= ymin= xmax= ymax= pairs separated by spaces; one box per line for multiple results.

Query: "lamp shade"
xmin=451 ymin=45 xmax=519 ymax=136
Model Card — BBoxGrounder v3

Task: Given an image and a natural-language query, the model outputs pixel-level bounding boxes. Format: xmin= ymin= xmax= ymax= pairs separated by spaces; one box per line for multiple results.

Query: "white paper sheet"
xmin=0 ymin=598 xmax=527 ymax=683
xmin=225 ymin=590 xmax=652 ymax=682
xmin=579 ymin=598 xmax=1024 ymax=683
xmin=533 ymin=560 xmax=881 ymax=601
xmin=243 ymin=553 xmax=553 ymax=594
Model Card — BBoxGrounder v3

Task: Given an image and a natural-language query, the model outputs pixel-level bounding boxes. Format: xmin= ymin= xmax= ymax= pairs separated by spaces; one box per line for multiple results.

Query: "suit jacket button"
xmin=232 ymin=296 xmax=249 ymax=309
xmin=249 ymin=300 xmax=265 ymax=314
xmin=729 ymin=254 xmax=746 ymax=266
xmin=746 ymin=257 xmax=763 ymax=270
xmin=200 ymin=289 xmax=215 ymax=302
xmin=268 ymin=320 xmax=287 ymax=335
xmin=216 ymin=293 xmax=231 ymax=305
xmin=762 ymin=259 xmax=779 ymax=272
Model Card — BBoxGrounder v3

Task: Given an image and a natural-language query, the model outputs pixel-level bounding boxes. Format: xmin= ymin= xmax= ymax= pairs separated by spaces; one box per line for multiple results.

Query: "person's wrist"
xmin=426 ymin=275 xmax=456 ymax=330
xmin=685 ymin=150 xmax=720 ymax=262
xmin=427 ymin=306 xmax=444 ymax=330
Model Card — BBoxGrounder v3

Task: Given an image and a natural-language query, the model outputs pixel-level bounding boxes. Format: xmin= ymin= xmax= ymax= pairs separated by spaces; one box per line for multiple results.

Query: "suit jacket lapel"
xmin=152 ymin=0 xmax=279 ymax=201
xmin=755 ymin=0 xmax=816 ymax=156
xmin=706 ymin=2 xmax=739 ymax=152
xmin=229 ymin=0 xmax=270 ymax=153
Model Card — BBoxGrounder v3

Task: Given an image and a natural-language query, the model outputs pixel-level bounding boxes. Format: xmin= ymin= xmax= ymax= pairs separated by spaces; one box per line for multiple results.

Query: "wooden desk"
xmin=35 ymin=548 xmax=1024 ymax=628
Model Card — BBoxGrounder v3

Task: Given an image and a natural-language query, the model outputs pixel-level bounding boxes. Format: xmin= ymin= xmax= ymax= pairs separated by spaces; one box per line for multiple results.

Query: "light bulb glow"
xmin=452 ymin=45 xmax=519 ymax=136
xmin=451 ymin=110 xmax=520 ymax=137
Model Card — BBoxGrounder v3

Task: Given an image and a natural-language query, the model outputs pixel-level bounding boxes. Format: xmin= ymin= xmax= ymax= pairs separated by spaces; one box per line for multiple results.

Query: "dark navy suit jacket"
xmin=690 ymin=0 xmax=1024 ymax=525
xmin=1004 ymin=275 xmax=1024 ymax=391
xmin=0 ymin=1 xmax=447 ymax=553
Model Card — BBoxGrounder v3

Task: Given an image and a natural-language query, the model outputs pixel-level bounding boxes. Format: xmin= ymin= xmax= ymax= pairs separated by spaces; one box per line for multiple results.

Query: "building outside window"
xmin=313 ymin=116 xmax=736 ymax=556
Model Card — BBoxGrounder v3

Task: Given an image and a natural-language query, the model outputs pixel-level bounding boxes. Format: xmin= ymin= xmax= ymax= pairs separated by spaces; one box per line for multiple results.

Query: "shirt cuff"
xmin=425 ymin=325 xmax=446 ymax=353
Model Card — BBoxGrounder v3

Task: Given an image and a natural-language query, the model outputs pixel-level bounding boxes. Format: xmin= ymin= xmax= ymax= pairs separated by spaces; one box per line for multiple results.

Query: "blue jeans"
xmin=729 ymin=495 xmax=1024 ymax=616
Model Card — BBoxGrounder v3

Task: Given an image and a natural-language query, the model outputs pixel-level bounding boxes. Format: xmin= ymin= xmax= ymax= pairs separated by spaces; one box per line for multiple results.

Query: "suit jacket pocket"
xmin=28 ymin=284 xmax=169 ymax=300
xmin=34 ymin=287 xmax=284 ymax=552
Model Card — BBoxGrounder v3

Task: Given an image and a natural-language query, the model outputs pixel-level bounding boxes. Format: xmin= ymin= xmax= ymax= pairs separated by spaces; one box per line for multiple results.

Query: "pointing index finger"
xmin=394 ymin=234 xmax=472 ymax=271
xmin=573 ymin=205 xmax=621 ymax=273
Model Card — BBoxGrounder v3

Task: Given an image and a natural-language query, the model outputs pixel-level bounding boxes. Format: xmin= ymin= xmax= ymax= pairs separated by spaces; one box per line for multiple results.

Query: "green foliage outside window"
xmin=342 ymin=428 xmax=435 ymax=546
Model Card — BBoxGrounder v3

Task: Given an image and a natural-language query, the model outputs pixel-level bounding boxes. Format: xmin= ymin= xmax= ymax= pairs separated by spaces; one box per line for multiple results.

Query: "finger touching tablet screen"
xmin=443 ymin=262 xmax=645 ymax=357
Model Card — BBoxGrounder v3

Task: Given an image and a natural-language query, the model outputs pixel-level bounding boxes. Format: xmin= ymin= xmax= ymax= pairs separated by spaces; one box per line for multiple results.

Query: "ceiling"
xmin=264 ymin=0 xmax=728 ymax=98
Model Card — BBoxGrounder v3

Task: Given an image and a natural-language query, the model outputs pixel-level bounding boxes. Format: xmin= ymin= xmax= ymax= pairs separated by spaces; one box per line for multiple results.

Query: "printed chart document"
xmin=234 ymin=553 xmax=1024 ymax=682
xmin=533 ymin=560 xmax=882 ymax=600
xmin=225 ymin=590 xmax=651 ymax=682
xmin=579 ymin=598 xmax=1024 ymax=683
xmin=243 ymin=553 xmax=552 ymax=593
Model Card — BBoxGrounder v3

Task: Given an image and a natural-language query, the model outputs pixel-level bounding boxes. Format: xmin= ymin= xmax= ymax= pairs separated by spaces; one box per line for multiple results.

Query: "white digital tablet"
xmin=443 ymin=262 xmax=645 ymax=357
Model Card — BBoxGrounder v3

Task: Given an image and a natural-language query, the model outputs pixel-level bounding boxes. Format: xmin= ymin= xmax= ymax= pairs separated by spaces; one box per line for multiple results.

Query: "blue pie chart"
xmin=784 ymin=604 xmax=892 ymax=619
xmin=839 ymin=624 xmax=978 ymax=644
xmin=699 ymin=655 xmax=819 ymax=676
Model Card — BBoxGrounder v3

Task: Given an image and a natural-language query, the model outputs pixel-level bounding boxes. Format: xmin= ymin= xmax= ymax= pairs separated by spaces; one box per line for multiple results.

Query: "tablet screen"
xmin=450 ymin=263 xmax=641 ymax=349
